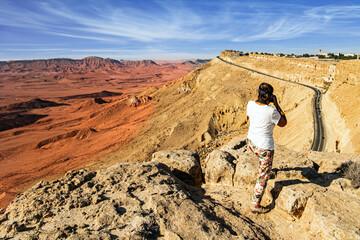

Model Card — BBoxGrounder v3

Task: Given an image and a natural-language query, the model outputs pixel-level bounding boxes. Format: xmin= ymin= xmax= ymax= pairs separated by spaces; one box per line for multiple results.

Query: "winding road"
xmin=217 ymin=56 xmax=325 ymax=152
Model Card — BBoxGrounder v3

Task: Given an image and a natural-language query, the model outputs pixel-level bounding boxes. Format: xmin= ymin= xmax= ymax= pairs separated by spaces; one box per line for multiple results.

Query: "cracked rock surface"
xmin=0 ymin=161 xmax=269 ymax=240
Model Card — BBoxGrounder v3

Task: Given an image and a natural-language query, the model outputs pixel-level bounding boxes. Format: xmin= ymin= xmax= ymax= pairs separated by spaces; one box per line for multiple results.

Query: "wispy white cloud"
xmin=0 ymin=0 xmax=225 ymax=42
xmin=232 ymin=4 xmax=360 ymax=42
xmin=306 ymin=5 xmax=360 ymax=19
xmin=232 ymin=4 xmax=327 ymax=42
xmin=3 ymin=48 xmax=67 ymax=52
xmin=48 ymin=32 xmax=118 ymax=42
xmin=0 ymin=0 xmax=360 ymax=59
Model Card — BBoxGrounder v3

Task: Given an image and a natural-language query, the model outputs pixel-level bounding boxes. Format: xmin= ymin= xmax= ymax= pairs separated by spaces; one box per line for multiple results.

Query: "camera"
xmin=270 ymin=94 xmax=275 ymax=103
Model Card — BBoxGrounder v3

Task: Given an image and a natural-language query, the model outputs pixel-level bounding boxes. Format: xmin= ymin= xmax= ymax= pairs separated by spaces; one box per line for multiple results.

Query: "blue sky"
xmin=0 ymin=0 xmax=359 ymax=60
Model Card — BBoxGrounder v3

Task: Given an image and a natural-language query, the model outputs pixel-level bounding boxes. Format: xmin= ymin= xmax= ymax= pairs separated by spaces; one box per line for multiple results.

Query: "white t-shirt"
xmin=246 ymin=101 xmax=281 ymax=150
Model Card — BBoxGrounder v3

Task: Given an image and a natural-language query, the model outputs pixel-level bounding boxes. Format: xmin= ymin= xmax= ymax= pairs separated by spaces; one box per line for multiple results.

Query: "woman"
xmin=247 ymin=82 xmax=287 ymax=214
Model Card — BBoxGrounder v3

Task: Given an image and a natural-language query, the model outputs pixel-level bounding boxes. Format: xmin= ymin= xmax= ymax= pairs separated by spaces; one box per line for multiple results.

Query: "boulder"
xmin=127 ymin=95 xmax=141 ymax=107
xmin=233 ymin=154 xmax=258 ymax=187
xmin=220 ymin=136 xmax=248 ymax=158
xmin=272 ymin=184 xmax=309 ymax=217
xmin=301 ymin=189 xmax=360 ymax=239
xmin=204 ymin=150 xmax=236 ymax=186
xmin=151 ymin=150 xmax=202 ymax=186
xmin=220 ymin=137 xmax=248 ymax=173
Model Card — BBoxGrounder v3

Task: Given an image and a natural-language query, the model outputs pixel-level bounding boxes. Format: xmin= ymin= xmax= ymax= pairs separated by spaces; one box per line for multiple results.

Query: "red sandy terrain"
xmin=0 ymin=57 xmax=199 ymax=106
xmin=0 ymin=56 xmax=204 ymax=209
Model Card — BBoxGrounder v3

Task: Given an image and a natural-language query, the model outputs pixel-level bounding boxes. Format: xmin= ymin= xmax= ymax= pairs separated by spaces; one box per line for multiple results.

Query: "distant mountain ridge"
xmin=181 ymin=59 xmax=211 ymax=67
xmin=0 ymin=56 xmax=160 ymax=73
xmin=0 ymin=57 xmax=210 ymax=73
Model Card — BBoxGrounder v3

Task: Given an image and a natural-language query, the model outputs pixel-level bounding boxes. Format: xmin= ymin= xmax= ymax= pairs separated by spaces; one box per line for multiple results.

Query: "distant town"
xmin=224 ymin=50 xmax=359 ymax=60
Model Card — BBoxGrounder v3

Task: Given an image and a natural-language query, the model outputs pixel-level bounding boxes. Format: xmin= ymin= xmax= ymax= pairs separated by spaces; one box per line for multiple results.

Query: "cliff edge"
xmin=1 ymin=136 xmax=359 ymax=239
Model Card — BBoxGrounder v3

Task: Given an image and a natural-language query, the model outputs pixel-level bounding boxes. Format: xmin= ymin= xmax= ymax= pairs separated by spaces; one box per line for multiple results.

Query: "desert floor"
xmin=0 ymin=61 xmax=194 ymax=209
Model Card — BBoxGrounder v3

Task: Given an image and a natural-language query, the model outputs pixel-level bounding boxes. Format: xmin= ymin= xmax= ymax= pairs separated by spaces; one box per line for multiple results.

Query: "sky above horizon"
xmin=0 ymin=0 xmax=360 ymax=60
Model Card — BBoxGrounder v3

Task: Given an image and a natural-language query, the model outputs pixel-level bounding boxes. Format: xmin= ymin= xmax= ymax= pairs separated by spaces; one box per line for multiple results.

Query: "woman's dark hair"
xmin=258 ymin=82 xmax=274 ymax=102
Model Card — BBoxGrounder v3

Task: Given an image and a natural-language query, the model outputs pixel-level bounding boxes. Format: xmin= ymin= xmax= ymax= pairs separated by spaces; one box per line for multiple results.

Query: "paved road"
xmin=217 ymin=56 xmax=325 ymax=151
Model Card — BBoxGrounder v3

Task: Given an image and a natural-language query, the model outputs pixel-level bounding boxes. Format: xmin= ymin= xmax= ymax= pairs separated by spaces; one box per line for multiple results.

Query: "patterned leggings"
xmin=248 ymin=139 xmax=274 ymax=207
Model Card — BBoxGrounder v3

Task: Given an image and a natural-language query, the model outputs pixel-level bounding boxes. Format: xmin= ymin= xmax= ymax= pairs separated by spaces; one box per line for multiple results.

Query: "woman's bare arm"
xmin=272 ymin=95 xmax=287 ymax=127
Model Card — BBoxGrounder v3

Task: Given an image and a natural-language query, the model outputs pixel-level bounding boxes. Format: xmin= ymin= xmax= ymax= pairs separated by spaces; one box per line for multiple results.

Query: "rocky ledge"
xmin=0 ymin=136 xmax=359 ymax=239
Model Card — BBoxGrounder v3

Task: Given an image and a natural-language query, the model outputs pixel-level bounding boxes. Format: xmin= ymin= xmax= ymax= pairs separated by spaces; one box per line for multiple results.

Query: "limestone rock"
xmin=151 ymin=150 xmax=202 ymax=186
xmin=0 ymin=162 xmax=270 ymax=240
xmin=301 ymin=189 xmax=360 ymax=239
xmin=233 ymin=154 xmax=258 ymax=187
xmin=273 ymin=184 xmax=309 ymax=217
xmin=329 ymin=178 xmax=353 ymax=191
xmin=199 ymin=131 xmax=212 ymax=144
xmin=305 ymin=151 xmax=360 ymax=173
xmin=127 ymin=95 xmax=141 ymax=107
xmin=273 ymin=166 xmax=320 ymax=181
xmin=220 ymin=135 xmax=247 ymax=153
xmin=220 ymin=136 xmax=247 ymax=156
xmin=2 ymin=134 xmax=360 ymax=240
xmin=204 ymin=150 xmax=236 ymax=186
xmin=204 ymin=136 xmax=360 ymax=240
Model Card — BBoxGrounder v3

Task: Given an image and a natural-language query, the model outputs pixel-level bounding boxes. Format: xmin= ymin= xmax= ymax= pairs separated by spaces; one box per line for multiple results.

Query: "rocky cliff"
xmin=1 ymin=136 xmax=359 ymax=239
xmin=322 ymin=60 xmax=360 ymax=153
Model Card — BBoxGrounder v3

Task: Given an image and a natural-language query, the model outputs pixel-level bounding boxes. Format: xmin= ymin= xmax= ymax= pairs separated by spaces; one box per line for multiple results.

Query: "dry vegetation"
xmin=339 ymin=161 xmax=360 ymax=188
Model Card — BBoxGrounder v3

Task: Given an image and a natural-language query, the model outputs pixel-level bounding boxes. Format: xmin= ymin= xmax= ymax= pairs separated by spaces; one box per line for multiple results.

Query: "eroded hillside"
xmin=220 ymin=52 xmax=360 ymax=154
xmin=98 ymin=56 xmax=315 ymax=169
xmin=323 ymin=60 xmax=360 ymax=153
xmin=0 ymin=57 xmax=200 ymax=209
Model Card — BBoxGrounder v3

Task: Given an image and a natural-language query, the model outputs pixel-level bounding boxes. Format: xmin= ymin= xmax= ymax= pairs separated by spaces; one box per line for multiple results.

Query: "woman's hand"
xmin=271 ymin=95 xmax=278 ymax=106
